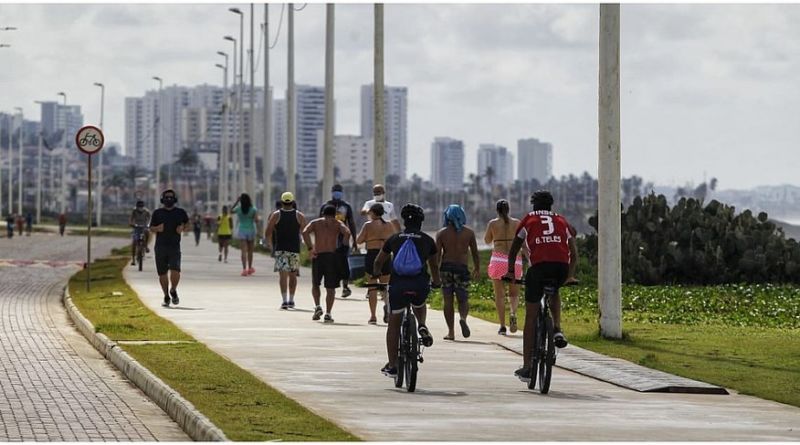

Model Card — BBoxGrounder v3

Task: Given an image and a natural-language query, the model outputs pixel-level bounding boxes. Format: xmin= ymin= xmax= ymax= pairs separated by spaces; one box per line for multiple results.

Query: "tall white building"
xmin=477 ymin=144 xmax=514 ymax=187
xmin=295 ymin=85 xmax=332 ymax=186
xmin=360 ymin=85 xmax=407 ymax=181
xmin=315 ymin=132 xmax=373 ymax=184
xmin=517 ymin=138 xmax=552 ymax=184
xmin=431 ymin=137 xmax=464 ymax=191
xmin=272 ymin=98 xmax=288 ymax=174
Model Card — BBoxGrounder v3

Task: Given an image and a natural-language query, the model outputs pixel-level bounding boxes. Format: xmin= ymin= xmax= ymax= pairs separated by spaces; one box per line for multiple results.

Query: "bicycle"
xmin=504 ymin=277 xmax=578 ymax=394
xmin=367 ymin=282 xmax=433 ymax=392
xmin=132 ymin=225 xmax=148 ymax=272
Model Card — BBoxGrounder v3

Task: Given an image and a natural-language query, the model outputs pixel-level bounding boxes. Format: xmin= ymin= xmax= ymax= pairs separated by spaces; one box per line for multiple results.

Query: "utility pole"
xmin=287 ymin=3 xmax=296 ymax=194
xmin=14 ymin=107 xmax=23 ymax=216
xmin=152 ymin=77 xmax=163 ymax=208
xmin=323 ymin=4 xmax=335 ymax=196
xmin=216 ymin=51 xmax=229 ymax=211
xmin=94 ymin=82 xmax=105 ymax=227
xmin=58 ymin=92 xmax=68 ymax=214
xmin=373 ymin=3 xmax=385 ymax=185
xmin=6 ymin=113 xmax=12 ymax=215
xmin=248 ymin=3 xmax=256 ymax=198
xmin=262 ymin=3 xmax=272 ymax=214
xmin=224 ymin=35 xmax=238 ymax=199
xmin=598 ymin=3 xmax=622 ymax=339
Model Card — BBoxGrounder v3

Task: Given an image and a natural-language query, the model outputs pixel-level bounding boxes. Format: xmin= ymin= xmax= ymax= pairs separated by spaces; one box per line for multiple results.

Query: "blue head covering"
xmin=443 ymin=204 xmax=467 ymax=232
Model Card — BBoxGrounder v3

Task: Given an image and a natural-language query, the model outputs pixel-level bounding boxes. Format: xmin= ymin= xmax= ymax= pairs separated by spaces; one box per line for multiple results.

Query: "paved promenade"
xmin=0 ymin=234 xmax=187 ymax=441
xmin=126 ymin=237 xmax=800 ymax=441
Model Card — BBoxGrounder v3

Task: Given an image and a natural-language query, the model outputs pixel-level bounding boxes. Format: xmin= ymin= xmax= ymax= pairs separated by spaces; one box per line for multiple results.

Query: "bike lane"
xmin=126 ymin=238 xmax=800 ymax=441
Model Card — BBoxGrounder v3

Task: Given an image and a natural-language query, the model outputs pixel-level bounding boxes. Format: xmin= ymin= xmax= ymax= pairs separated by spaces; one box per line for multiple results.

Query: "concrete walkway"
xmin=126 ymin=237 xmax=800 ymax=441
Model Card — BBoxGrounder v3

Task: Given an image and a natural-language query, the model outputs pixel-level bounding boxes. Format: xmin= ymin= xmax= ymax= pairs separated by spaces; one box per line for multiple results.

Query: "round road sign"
xmin=75 ymin=125 xmax=105 ymax=155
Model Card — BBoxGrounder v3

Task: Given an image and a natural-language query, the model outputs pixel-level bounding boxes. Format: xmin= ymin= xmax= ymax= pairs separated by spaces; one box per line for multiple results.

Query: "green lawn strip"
xmin=427 ymin=285 xmax=800 ymax=408
xmin=68 ymin=249 xmax=358 ymax=441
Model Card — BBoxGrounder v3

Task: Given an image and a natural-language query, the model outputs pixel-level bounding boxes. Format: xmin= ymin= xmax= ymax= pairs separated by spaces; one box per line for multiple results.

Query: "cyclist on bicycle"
xmin=129 ymin=200 xmax=151 ymax=265
xmin=506 ymin=190 xmax=578 ymax=381
xmin=373 ymin=204 xmax=442 ymax=377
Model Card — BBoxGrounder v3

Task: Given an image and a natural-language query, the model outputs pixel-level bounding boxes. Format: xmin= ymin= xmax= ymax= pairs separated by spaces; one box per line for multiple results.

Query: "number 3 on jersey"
xmin=541 ymin=215 xmax=554 ymax=235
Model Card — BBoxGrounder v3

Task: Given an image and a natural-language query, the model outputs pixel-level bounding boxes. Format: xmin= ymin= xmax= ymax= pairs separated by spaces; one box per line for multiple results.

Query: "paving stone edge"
xmin=63 ymin=286 xmax=229 ymax=442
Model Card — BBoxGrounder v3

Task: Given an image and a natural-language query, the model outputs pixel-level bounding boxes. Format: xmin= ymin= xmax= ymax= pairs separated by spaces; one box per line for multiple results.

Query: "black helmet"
xmin=400 ymin=203 xmax=425 ymax=223
xmin=530 ymin=190 xmax=554 ymax=210
xmin=136 ymin=200 xmax=145 ymax=208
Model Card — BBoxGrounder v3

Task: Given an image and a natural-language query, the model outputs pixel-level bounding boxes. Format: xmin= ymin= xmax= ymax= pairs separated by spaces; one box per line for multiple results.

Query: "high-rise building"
xmin=431 ymin=137 xmax=464 ymax=191
xmin=294 ymin=85 xmax=332 ymax=186
xmin=477 ymin=144 xmax=514 ymax=187
xmin=38 ymin=102 xmax=83 ymax=143
xmin=315 ymin=132 xmax=373 ymax=184
xmin=272 ymin=98 xmax=287 ymax=174
xmin=360 ymin=84 xmax=407 ymax=181
xmin=517 ymin=138 xmax=552 ymax=184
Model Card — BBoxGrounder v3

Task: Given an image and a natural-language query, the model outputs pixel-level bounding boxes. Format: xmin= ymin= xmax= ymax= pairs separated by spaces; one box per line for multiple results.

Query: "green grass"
xmin=68 ymin=248 xmax=358 ymax=441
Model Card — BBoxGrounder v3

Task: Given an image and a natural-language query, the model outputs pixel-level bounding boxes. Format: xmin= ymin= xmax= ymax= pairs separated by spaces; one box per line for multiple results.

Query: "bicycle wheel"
xmin=538 ymin=315 xmax=555 ymax=394
xmin=528 ymin=321 xmax=542 ymax=390
xmin=395 ymin=317 xmax=406 ymax=388
xmin=137 ymin=245 xmax=144 ymax=271
xmin=405 ymin=314 xmax=418 ymax=392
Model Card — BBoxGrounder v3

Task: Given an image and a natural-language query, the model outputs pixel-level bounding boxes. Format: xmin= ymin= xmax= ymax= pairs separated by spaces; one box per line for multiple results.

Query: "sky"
xmin=1 ymin=3 xmax=799 ymax=189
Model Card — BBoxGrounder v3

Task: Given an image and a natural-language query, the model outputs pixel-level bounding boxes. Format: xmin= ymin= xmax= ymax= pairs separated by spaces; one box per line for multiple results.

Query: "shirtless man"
xmin=436 ymin=204 xmax=480 ymax=340
xmin=484 ymin=199 xmax=527 ymax=335
xmin=303 ymin=205 xmax=352 ymax=323
xmin=357 ymin=203 xmax=398 ymax=324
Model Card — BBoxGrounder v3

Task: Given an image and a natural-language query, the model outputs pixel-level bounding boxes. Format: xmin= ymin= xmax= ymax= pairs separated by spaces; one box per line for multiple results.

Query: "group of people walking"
xmin=138 ymin=184 xmax=577 ymax=380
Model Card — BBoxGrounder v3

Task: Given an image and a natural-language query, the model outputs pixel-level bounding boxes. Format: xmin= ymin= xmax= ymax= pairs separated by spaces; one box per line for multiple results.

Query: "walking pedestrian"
xmin=265 ymin=192 xmax=306 ymax=310
xmin=357 ymin=203 xmax=397 ymax=324
xmin=25 ymin=212 xmax=33 ymax=236
xmin=436 ymin=204 xmax=480 ymax=340
xmin=231 ymin=193 xmax=259 ymax=276
xmin=15 ymin=214 xmax=24 ymax=236
xmin=319 ymin=184 xmax=357 ymax=297
xmin=5 ymin=214 xmax=14 ymax=238
xmin=148 ymin=189 xmax=189 ymax=308
xmin=216 ymin=206 xmax=233 ymax=263
xmin=192 ymin=212 xmax=202 ymax=246
xmin=360 ymin=184 xmax=401 ymax=232
xmin=303 ymin=204 xmax=352 ymax=323
xmin=58 ymin=213 xmax=67 ymax=236
xmin=484 ymin=199 xmax=525 ymax=335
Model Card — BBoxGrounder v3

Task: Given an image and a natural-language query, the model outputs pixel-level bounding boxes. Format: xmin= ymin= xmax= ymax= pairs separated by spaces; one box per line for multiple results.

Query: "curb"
xmin=63 ymin=286 xmax=229 ymax=442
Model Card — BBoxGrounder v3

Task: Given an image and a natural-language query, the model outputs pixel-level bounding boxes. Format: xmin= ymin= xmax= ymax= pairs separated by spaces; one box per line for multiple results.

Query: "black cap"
xmin=332 ymin=184 xmax=343 ymax=192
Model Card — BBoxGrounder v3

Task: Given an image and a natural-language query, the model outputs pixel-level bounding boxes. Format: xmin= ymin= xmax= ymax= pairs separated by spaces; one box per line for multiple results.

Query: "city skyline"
xmin=2 ymin=4 xmax=800 ymax=188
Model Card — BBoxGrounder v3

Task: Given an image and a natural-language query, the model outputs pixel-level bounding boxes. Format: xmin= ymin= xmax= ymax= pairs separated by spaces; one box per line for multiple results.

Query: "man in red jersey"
xmin=506 ymin=190 xmax=578 ymax=381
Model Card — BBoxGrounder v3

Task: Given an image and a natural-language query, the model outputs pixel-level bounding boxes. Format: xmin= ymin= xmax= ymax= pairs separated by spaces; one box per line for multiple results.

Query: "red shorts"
xmin=487 ymin=251 xmax=523 ymax=280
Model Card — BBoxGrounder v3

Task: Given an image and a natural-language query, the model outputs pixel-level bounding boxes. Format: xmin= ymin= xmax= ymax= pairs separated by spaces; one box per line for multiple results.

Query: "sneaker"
xmin=514 ymin=367 xmax=532 ymax=382
xmin=218 ymin=254 xmax=222 ymax=262
xmin=312 ymin=306 xmax=323 ymax=321
xmin=459 ymin=319 xmax=471 ymax=338
xmin=247 ymin=267 xmax=255 ymax=275
xmin=510 ymin=316 xmax=518 ymax=333
xmin=498 ymin=326 xmax=507 ymax=336
xmin=131 ymin=259 xmax=136 ymax=266
xmin=554 ymin=330 xmax=568 ymax=348
xmin=288 ymin=300 xmax=295 ymax=309
xmin=280 ymin=302 xmax=289 ymax=310
xmin=381 ymin=364 xmax=398 ymax=377
xmin=162 ymin=295 xmax=170 ymax=307
xmin=341 ymin=287 xmax=352 ymax=298
xmin=382 ymin=304 xmax=389 ymax=324
xmin=368 ymin=317 xmax=377 ymax=325
xmin=418 ymin=325 xmax=434 ymax=347
xmin=170 ymin=289 xmax=179 ymax=306
xmin=324 ymin=313 xmax=334 ymax=323
xmin=240 ymin=270 xmax=248 ymax=277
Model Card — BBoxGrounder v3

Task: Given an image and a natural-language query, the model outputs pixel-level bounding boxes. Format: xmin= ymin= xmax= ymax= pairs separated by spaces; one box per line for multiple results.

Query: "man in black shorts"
xmin=319 ymin=184 xmax=358 ymax=297
xmin=149 ymin=189 xmax=189 ymax=307
xmin=303 ymin=205 xmax=351 ymax=323
xmin=373 ymin=204 xmax=441 ymax=377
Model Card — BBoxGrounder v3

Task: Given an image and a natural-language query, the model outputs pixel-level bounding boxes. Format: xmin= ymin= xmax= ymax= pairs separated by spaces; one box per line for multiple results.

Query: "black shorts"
xmin=525 ymin=262 xmax=569 ymax=304
xmin=335 ymin=247 xmax=350 ymax=281
xmin=313 ymin=252 xmax=341 ymax=289
xmin=365 ymin=249 xmax=391 ymax=277
xmin=154 ymin=246 xmax=182 ymax=276
xmin=388 ymin=274 xmax=430 ymax=314
xmin=217 ymin=234 xmax=232 ymax=242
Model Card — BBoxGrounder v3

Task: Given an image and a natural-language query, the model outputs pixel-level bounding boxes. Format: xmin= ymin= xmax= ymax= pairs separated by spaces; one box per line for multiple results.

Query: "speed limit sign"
xmin=75 ymin=125 xmax=105 ymax=155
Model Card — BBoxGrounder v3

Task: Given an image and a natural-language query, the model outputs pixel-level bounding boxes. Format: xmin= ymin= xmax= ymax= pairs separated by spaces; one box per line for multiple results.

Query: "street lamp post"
xmin=287 ymin=4 xmax=295 ymax=195
xmin=374 ymin=4 xmax=385 ymax=186
xmin=33 ymin=100 xmax=45 ymax=225
xmin=229 ymin=7 xmax=245 ymax=197
xmin=224 ymin=35 xmax=239 ymax=197
xmin=152 ymin=76 xmax=163 ymax=208
xmin=94 ymin=82 xmax=104 ymax=227
xmin=14 ymin=107 xmax=23 ymax=216
xmin=248 ymin=4 xmax=256 ymax=198
xmin=262 ymin=3 xmax=272 ymax=215
xmin=216 ymin=52 xmax=229 ymax=211
xmin=57 ymin=92 xmax=67 ymax=214
xmin=323 ymin=4 xmax=335 ymax=196
xmin=4 ymin=110 xmax=11 ymax=215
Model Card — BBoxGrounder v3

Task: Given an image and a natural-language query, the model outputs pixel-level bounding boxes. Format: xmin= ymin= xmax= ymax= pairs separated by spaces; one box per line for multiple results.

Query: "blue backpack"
xmin=393 ymin=236 xmax=423 ymax=276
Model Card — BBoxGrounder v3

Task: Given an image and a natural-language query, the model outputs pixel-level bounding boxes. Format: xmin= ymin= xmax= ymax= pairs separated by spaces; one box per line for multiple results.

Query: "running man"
xmin=303 ymin=205 xmax=351 ymax=323
xmin=216 ymin=206 xmax=233 ymax=262
xmin=265 ymin=192 xmax=307 ymax=310
xmin=356 ymin=203 xmax=397 ymax=324
xmin=373 ymin=204 xmax=440 ymax=377
xmin=231 ymin=193 xmax=259 ymax=276
xmin=149 ymin=189 xmax=189 ymax=308
xmin=436 ymin=204 xmax=480 ymax=340
xmin=319 ymin=184 xmax=358 ymax=297
xmin=484 ymin=199 xmax=525 ymax=335
xmin=129 ymin=200 xmax=151 ymax=266
xmin=360 ymin=184 xmax=401 ymax=232
xmin=507 ymin=190 xmax=578 ymax=381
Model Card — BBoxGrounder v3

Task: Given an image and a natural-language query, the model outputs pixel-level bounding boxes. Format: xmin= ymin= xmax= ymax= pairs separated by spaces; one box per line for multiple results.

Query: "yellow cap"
xmin=281 ymin=192 xmax=295 ymax=203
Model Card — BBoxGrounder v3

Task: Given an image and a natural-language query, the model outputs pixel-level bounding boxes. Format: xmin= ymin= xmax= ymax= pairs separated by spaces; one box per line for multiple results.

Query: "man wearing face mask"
xmin=319 ymin=184 xmax=358 ymax=297
xmin=149 ymin=189 xmax=190 ymax=307
xmin=360 ymin=184 xmax=401 ymax=233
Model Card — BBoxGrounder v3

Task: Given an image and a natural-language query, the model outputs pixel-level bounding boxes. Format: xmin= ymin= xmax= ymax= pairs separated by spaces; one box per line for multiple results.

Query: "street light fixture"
xmin=0 ymin=44 xmax=10 ymax=48
xmin=1 ymin=27 xmax=17 ymax=31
